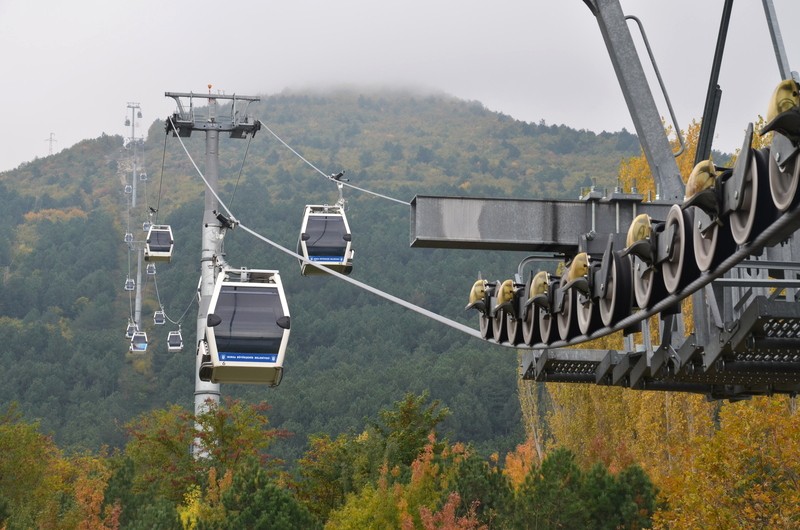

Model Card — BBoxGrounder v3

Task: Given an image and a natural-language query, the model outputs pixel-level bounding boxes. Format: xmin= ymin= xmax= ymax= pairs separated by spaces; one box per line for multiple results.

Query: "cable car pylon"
xmin=165 ymin=88 xmax=262 ymax=457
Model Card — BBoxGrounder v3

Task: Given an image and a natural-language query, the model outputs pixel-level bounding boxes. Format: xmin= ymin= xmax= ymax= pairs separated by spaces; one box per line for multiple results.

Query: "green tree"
xmin=197 ymin=460 xmax=320 ymax=530
xmin=376 ymin=391 xmax=450 ymax=473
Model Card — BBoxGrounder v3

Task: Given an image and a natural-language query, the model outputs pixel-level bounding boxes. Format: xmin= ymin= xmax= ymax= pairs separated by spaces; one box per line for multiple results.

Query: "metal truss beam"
xmin=411 ymin=194 xmax=672 ymax=254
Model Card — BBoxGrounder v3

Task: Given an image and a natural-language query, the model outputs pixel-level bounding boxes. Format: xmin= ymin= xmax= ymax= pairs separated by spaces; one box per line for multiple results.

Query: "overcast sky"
xmin=0 ymin=0 xmax=797 ymax=173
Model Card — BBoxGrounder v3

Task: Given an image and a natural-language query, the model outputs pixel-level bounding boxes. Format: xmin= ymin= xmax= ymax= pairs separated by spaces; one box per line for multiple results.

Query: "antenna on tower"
xmin=44 ymin=133 xmax=57 ymax=156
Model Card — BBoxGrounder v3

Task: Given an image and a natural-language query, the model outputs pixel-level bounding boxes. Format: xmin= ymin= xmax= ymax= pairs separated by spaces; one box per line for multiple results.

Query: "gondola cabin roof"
xmin=201 ymin=268 xmax=290 ymax=386
xmin=145 ymin=224 xmax=174 ymax=263
xmin=297 ymin=204 xmax=353 ymax=276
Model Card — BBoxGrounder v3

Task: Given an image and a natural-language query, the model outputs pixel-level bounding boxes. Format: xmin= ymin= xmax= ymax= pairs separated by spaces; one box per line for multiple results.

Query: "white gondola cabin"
xmin=199 ymin=268 xmax=290 ymax=386
xmin=144 ymin=224 xmax=174 ymax=262
xmin=167 ymin=330 xmax=183 ymax=353
xmin=297 ymin=205 xmax=353 ymax=275
xmin=125 ymin=321 xmax=136 ymax=338
xmin=143 ymin=221 xmax=151 ymax=232
xmin=124 ymin=277 xmax=135 ymax=291
xmin=124 ymin=232 xmax=133 ymax=244
xmin=146 ymin=263 xmax=156 ymax=275
xmin=124 ymin=184 xmax=132 ymax=194
xmin=130 ymin=331 xmax=148 ymax=353
xmin=154 ymin=310 xmax=166 ymax=325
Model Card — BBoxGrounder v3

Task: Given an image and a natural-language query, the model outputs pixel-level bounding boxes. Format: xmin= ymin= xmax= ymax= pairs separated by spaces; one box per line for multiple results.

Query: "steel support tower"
xmin=165 ymin=90 xmax=260 ymax=452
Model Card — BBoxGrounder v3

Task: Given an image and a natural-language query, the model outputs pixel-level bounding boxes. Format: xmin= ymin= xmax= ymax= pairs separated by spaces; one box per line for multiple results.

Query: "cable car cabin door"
xmin=204 ymin=269 xmax=290 ymax=386
xmin=297 ymin=206 xmax=353 ymax=276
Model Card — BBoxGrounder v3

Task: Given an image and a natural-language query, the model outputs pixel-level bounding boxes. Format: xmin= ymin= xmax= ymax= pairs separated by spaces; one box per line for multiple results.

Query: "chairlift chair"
xmin=297 ymin=204 xmax=353 ymax=276
xmin=146 ymin=263 xmax=156 ymax=275
xmin=154 ymin=310 xmax=166 ymax=325
xmin=124 ymin=277 xmax=135 ymax=291
xmin=167 ymin=330 xmax=183 ymax=353
xmin=144 ymin=224 xmax=174 ymax=262
xmin=198 ymin=268 xmax=290 ymax=386
xmin=130 ymin=331 xmax=148 ymax=353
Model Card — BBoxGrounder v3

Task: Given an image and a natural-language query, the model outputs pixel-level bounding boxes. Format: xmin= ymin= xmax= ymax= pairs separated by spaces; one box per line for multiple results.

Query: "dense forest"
xmin=0 ymin=90 xmax=639 ymax=456
xmin=1 ymin=90 xmax=799 ymax=528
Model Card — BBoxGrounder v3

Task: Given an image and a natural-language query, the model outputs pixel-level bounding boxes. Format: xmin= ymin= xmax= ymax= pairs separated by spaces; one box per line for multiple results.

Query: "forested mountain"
xmin=0 ymin=89 xmax=640 ymax=457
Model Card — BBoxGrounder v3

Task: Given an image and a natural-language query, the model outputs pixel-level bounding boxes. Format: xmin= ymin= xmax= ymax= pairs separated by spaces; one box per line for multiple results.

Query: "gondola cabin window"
xmin=305 ymin=215 xmax=349 ymax=262
xmin=213 ymin=285 xmax=284 ymax=360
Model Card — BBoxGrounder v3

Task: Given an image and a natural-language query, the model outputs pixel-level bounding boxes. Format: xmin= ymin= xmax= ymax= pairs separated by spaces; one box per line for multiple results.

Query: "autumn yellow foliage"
xmin=517 ymin=116 xmax=798 ymax=528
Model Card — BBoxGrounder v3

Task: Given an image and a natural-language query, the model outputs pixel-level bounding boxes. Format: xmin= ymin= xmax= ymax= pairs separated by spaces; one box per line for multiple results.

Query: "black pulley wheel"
xmin=577 ymin=291 xmax=602 ymax=335
xmin=557 ymin=275 xmax=581 ymax=341
xmin=506 ymin=312 xmax=523 ymax=345
xmin=693 ymin=209 xmax=735 ymax=272
xmin=522 ymin=305 xmax=541 ymax=346
xmin=599 ymin=252 xmax=632 ymax=327
xmin=538 ymin=309 xmax=554 ymax=345
xmin=730 ymin=149 xmax=775 ymax=245
xmin=479 ymin=314 xmax=493 ymax=340
xmin=768 ymin=145 xmax=800 ymax=212
xmin=492 ymin=309 xmax=508 ymax=343
xmin=662 ymin=205 xmax=701 ymax=294
xmin=633 ymin=255 xmax=667 ymax=309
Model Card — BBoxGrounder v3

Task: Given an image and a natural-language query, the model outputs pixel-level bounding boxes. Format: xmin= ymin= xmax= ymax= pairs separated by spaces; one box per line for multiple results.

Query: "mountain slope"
xmin=0 ymin=89 xmax=640 ymax=457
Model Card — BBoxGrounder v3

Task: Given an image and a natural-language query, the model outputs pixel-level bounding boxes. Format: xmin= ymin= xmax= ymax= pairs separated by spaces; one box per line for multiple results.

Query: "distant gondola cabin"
xmin=297 ymin=205 xmax=353 ymax=275
xmin=145 ymin=224 xmax=173 ymax=262
xmin=167 ymin=330 xmax=183 ymax=353
xmin=130 ymin=331 xmax=148 ymax=353
xmin=199 ymin=268 xmax=290 ymax=386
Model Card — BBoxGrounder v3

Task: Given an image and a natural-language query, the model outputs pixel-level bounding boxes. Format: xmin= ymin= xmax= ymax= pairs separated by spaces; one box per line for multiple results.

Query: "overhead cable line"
xmin=257 ymin=120 xmax=410 ymax=206
xmin=230 ymin=132 xmax=254 ymax=210
xmin=154 ymin=132 xmax=169 ymax=225
xmin=168 ymin=116 xmax=483 ymax=341
xmin=152 ymin=274 xmax=196 ymax=326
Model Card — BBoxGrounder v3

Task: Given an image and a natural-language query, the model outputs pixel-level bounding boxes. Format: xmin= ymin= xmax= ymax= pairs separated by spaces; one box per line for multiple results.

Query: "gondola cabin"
xmin=143 ymin=221 xmax=151 ymax=232
xmin=125 ymin=321 xmax=136 ymax=338
xmin=145 ymin=224 xmax=174 ymax=262
xmin=130 ymin=331 xmax=148 ymax=353
xmin=167 ymin=330 xmax=183 ymax=353
xmin=124 ymin=184 xmax=132 ymax=194
xmin=154 ymin=310 xmax=166 ymax=325
xmin=297 ymin=205 xmax=353 ymax=275
xmin=146 ymin=263 xmax=156 ymax=275
xmin=124 ymin=232 xmax=133 ymax=244
xmin=199 ymin=268 xmax=290 ymax=386
xmin=124 ymin=277 xmax=135 ymax=291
